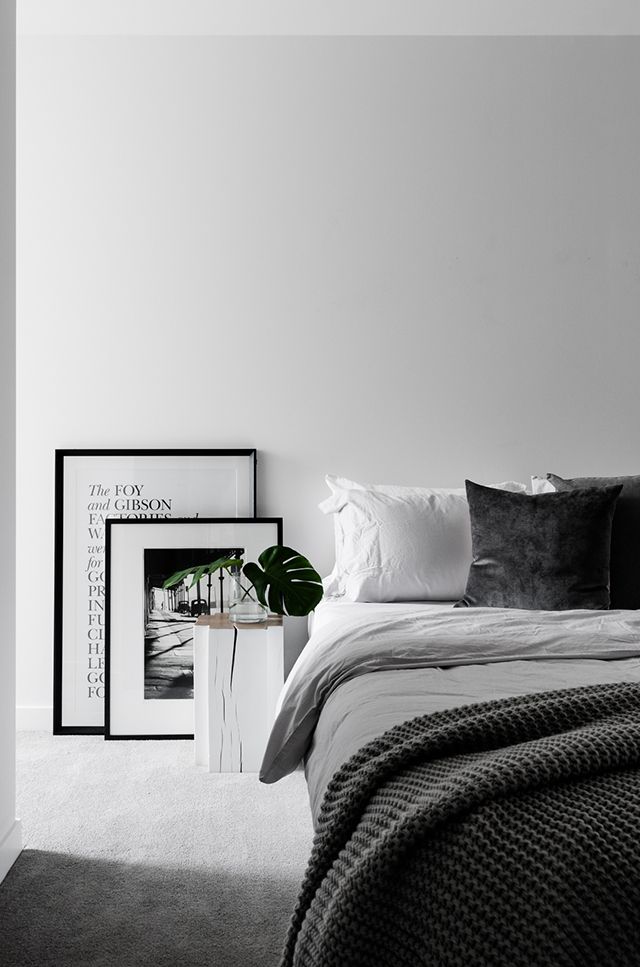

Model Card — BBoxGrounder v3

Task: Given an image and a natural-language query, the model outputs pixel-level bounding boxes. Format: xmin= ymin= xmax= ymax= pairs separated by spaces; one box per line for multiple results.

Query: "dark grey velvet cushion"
xmin=457 ymin=480 xmax=622 ymax=610
xmin=546 ymin=473 xmax=640 ymax=611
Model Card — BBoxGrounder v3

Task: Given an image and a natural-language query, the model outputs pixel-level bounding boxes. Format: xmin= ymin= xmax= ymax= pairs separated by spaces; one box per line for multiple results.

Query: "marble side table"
xmin=194 ymin=614 xmax=284 ymax=772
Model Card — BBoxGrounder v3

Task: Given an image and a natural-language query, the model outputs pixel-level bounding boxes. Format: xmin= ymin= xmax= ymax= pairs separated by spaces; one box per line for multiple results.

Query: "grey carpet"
xmin=0 ymin=733 xmax=313 ymax=967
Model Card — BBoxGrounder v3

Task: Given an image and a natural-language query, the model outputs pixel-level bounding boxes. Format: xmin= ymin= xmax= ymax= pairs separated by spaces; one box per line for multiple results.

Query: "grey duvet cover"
xmin=260 ymin=601 xmax=640 ymax=825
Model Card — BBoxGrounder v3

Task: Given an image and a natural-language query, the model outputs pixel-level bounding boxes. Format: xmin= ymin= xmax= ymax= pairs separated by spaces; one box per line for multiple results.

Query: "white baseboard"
xmin=0 ymin=819 xmax=22 ymax=884
xmin=16 ymin=706 xmax=52 ymax=730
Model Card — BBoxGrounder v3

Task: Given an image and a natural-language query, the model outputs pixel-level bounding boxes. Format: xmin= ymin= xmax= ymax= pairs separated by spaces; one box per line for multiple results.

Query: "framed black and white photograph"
xmin=53 ymin=449 xmax=257 ymax=734
xmin=142 ymin=545 xmax=243 ymax=700
xmin=105 ymin=517 xmax=282 ymax=740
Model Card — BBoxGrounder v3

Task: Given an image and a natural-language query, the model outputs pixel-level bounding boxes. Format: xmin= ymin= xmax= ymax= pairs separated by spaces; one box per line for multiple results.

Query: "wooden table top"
xmin=195 ymin=613 xmax=283 ymax=630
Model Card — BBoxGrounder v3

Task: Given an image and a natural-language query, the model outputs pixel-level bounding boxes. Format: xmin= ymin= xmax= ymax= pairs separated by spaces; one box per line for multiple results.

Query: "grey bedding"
xmin=260 ymin=602 xmax=640 ymax=825
xmin=282 ymin=682 xmax=640 ymax=967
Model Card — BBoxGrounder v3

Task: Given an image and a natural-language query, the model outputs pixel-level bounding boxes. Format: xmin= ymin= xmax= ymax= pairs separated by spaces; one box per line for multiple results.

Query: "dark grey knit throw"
xmin=282 ymin=683 xmax=640 ymax=967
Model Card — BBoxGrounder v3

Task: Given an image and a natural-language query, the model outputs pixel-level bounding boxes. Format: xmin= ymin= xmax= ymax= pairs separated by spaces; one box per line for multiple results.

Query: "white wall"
xmin=17 ymin=0 xmax=640 ymax=37
xmin=17 ymin=35 xmax=640 ymax=719
xmin=0 ymin=0 xmax=21 ymax=880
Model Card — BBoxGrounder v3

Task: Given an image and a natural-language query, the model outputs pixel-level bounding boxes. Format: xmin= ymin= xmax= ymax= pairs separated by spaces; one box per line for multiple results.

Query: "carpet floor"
xmin=0 ymin=733 xmax=313 ymax=967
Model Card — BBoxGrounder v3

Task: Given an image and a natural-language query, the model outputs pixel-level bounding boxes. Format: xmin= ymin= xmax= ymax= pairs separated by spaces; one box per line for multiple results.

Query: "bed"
xmin=263 ymin=600 xmax=640 ymax=818
xmin=261 ymin=601 xmax=640 ymax=966
xmin=261 ymin=600 xmax=640 ymax=967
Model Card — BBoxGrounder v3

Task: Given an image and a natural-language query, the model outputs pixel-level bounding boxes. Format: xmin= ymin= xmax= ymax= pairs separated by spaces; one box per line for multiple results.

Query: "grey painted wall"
xmin=17 ymin=36 xmax=640 ymax=716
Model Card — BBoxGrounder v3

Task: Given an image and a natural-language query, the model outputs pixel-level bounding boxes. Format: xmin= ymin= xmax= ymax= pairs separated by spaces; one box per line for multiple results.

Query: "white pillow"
xmin=531 ymin=475 xmax=557 ymax=494
xmin=320 ymin=475 xmax=527 ymax=601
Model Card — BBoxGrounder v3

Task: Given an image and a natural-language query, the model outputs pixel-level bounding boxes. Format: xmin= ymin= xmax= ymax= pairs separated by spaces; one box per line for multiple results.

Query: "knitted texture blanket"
xmin=282 ymin=683 xmax=640 ymax=967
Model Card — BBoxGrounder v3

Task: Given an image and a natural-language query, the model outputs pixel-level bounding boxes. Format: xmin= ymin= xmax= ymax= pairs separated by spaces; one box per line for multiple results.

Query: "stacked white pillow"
xmin=320 ymin=475 xmax=527 ymax=602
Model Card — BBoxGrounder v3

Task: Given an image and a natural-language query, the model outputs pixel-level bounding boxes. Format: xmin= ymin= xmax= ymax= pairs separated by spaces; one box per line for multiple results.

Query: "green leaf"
xmin=242 ymin=545 xmax=323 ymax=617
xmin=204 ymin=557 xmax=244 ymax=575
xmin=188 ymin=564 xmax=208 ymax=590
xmin=162 ymin=557 xmax=244 ymax=590
xmin=162 ymin=566 xmax=196 ymax=589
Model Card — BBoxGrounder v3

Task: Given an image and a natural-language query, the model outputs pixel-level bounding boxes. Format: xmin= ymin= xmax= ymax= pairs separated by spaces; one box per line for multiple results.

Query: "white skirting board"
xmin=16 ymin=706 xmax=52 ymax=731
xmin=0 ymin=819 xmax=22 ymax=884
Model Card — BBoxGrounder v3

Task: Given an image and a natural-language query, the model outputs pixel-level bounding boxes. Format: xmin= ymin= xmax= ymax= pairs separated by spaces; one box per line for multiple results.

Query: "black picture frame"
xmin=53 ymin=449 xmax=257 ymax=735
xmin=104 ymin=517 xmax=283 ymax=740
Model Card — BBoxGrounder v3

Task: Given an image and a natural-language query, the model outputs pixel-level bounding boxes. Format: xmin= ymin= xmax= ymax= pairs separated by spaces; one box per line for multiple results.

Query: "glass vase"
xmin=227 ymin=572 xmax=268 ymax=624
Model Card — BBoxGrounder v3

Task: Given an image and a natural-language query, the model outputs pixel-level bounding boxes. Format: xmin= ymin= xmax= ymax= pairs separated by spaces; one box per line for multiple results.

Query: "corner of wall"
xmin=0 ymin=819 xmax=22 ymax=883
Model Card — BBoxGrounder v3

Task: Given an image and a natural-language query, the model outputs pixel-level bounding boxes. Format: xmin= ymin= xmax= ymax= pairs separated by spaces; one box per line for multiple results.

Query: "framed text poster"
xmin=53 ymin=449 xmax=256 ymax=734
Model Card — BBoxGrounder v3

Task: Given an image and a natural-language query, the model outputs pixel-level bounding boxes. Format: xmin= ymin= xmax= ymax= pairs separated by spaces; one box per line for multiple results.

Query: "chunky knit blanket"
xmin=282 ymin=683 xmax=640 ymax=967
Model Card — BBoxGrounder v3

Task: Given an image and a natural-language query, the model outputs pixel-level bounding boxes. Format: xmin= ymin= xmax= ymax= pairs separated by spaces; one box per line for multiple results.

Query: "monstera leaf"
xmin=242 ymin=546 xmax=323 ymax=616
